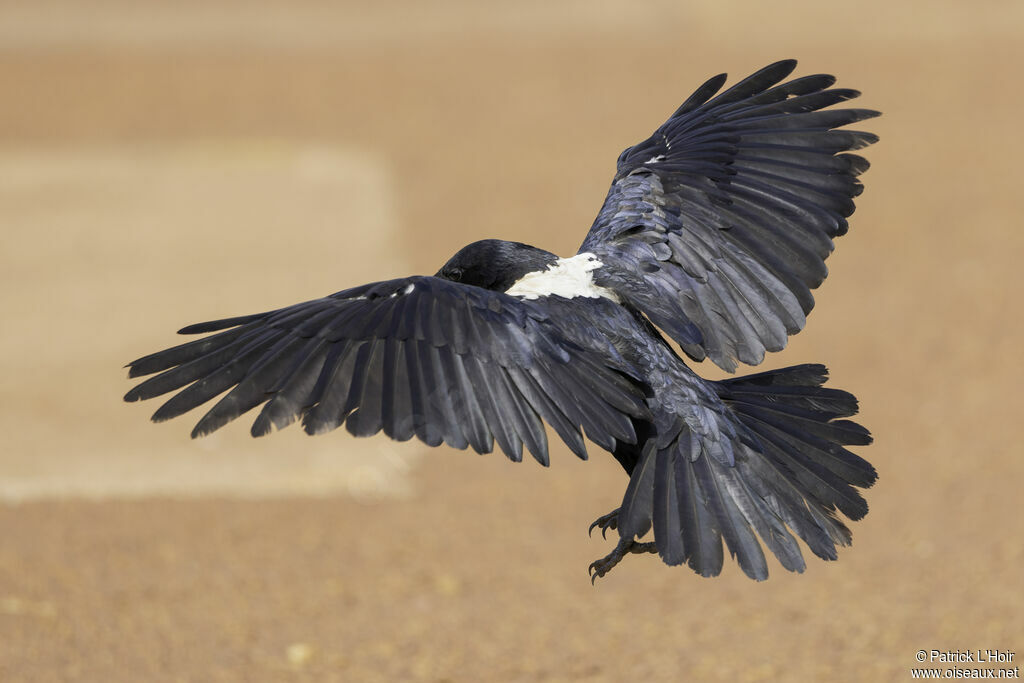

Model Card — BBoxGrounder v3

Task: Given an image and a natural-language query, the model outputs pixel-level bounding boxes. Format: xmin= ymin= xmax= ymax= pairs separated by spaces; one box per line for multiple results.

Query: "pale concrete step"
xmin=0 ymin=141 xmax=424 ymax=501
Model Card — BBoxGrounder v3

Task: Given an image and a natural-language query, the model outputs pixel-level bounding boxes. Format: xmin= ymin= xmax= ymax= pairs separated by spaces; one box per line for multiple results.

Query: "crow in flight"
xmin=125 ymin=60 xmax=878 ymax=582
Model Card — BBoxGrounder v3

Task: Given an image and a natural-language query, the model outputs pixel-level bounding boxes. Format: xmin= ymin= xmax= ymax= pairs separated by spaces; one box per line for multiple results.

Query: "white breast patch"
xmin=505 ymin=253 xmax=621 ymax=302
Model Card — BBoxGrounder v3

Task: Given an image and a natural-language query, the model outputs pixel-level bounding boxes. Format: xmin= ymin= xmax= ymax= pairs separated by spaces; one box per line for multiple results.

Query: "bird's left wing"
xmin=124 ymin=276 xmax=649 ymax=465
xmin=580 ymin=60 xmax=879 ymax=371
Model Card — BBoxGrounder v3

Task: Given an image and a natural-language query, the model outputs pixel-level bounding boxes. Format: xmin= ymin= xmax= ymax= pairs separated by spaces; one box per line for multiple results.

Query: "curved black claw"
xmin=588 ymin=537 xmax=658 ymax=584
xmin=588 ymin=508 xmax=620 ymax=539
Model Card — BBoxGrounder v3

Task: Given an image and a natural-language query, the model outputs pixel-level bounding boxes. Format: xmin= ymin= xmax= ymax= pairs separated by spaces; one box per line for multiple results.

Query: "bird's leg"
xmin=588 ymin=508 xmax=620 ymax=539
xmin=588 ymin=536 xmax=658 ymax=584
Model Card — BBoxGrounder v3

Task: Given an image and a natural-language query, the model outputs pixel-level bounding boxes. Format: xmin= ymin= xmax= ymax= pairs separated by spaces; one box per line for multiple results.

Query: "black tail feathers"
xmin=716 ymin=363 xmax=875 ymax=578
xmin=717 ymin=363 xmax=877 ymax=510
xmin=617 ymin=363 xmax=876 ymax=580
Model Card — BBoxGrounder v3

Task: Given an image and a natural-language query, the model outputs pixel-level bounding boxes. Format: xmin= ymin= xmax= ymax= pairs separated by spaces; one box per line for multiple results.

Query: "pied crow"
xmin=125 ymin=60 xmax=878 ymax=582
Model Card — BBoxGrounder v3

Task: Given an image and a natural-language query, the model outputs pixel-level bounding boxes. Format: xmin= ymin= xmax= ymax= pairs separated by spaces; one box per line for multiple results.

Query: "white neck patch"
xmin=505 ymin=252 xmax=621 ymax=302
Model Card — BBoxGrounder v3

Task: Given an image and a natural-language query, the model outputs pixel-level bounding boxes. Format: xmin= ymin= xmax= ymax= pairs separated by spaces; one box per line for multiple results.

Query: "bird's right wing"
xmin=581 ymin=60 xmax=879 ymax=371
xmin=124 ymin=276 xmax=650 ymax=465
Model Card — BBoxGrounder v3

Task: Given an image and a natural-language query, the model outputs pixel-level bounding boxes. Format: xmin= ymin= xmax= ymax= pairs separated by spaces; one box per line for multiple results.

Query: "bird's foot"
xmin=588 ymin=537 xmax=658 ymax=584
xmin=588 ymin=508 xmax=620 ymax=539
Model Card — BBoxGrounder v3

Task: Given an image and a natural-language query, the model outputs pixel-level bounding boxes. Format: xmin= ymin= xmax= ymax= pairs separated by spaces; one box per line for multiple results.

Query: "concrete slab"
xmin=0 ymin=141 xmax=424 ymax=501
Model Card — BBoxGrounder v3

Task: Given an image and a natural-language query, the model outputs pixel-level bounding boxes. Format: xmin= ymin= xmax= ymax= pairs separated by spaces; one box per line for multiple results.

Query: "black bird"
xmin=124 ymin=60 xmax=878 ymax=582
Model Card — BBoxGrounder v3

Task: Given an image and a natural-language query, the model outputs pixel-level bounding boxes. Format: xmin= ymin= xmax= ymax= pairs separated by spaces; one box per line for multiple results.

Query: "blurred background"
xmin=1 ymin=0 xmax=1022 ymax=680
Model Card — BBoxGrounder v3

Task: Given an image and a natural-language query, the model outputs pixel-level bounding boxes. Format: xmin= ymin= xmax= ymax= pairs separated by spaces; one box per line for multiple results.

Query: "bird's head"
xmin=436 ymin=239 xmax=558 ymax=292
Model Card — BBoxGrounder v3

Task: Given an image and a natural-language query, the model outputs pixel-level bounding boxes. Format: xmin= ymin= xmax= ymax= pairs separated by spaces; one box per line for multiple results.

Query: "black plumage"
xmin=125 ymin=60 xmax=878 ymax=582
xmin=126 ymin=276 xmax=648 ymax=464
xmin=584 ymin=59 xmax=879 ymax=371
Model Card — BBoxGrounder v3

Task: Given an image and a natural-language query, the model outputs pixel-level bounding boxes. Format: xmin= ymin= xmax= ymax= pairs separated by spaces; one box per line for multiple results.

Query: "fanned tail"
xmin=617 ymin=363 xmax=875 ymax=580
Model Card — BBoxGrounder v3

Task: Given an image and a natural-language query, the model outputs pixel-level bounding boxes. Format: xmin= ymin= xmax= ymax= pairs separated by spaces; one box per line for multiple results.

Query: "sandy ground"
xmin=1 ymin=1 xmax=1022 ymax=681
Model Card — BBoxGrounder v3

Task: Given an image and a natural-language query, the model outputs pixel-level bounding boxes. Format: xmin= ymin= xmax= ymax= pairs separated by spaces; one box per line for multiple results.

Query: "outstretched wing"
xmin=124 ymin=276 xmax=649 ymax=465
xmin=581 ymin=59 xmax=879 ymax=371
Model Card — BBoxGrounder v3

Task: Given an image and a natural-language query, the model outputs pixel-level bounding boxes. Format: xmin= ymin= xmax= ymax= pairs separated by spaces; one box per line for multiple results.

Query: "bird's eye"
xmin=448 ymin=267 xmax=464 ymax=281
